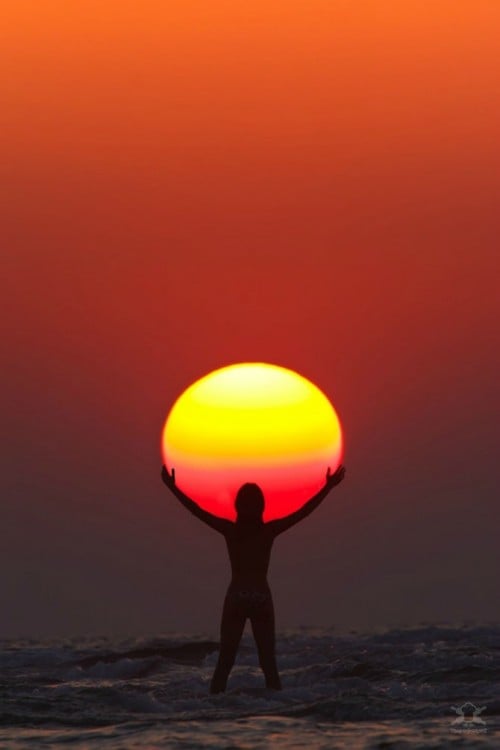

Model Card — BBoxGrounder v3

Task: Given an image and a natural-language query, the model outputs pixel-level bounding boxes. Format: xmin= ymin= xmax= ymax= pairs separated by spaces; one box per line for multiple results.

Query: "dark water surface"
xmin=1 ymin=625 xmax=498 ymax=748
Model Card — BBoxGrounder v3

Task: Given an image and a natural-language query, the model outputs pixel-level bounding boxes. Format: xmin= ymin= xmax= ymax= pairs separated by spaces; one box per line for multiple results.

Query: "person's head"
xmin=234 ymin=483 xmax=265 ymax=523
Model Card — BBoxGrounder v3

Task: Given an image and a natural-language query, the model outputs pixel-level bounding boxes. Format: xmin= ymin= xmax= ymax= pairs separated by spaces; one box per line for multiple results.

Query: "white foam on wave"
xmin=68 ymin=657 xmax=161 ymax=681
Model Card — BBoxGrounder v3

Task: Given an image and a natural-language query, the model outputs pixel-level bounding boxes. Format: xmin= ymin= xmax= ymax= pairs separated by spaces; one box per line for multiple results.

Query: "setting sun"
xmin=162 ymin=363 xmax=343 ymax=520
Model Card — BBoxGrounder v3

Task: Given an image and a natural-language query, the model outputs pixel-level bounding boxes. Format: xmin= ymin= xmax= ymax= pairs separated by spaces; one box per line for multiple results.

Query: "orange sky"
xmin=2 ymin=1 xmax=499 ymax=636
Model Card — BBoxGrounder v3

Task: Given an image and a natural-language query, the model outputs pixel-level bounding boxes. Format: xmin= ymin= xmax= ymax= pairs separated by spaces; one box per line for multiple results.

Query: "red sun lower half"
xmin=161 ymin=363 xmax=343 ymax=521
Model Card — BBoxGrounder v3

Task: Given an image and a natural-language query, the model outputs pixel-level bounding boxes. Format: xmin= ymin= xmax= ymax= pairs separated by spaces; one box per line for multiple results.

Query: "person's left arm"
xmin=161 ymin=466 xmax=232 ymax=534
xmin=267 ymin=465 xmax=346 ymax=537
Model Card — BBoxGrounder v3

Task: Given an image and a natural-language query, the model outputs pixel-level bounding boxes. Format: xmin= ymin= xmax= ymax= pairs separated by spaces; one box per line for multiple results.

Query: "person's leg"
xmin=250 ymin=599 xmax=282 ymax=690
xmin=210 ymin=597 xmax=246 ymax=694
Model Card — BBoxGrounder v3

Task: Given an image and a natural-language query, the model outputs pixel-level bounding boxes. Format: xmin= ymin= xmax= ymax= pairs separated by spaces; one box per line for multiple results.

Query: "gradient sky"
xmin=2 ymin=1 xmax=499 ymax=638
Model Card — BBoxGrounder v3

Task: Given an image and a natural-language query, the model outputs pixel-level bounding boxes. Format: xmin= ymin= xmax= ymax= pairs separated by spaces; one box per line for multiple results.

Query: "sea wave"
xmin=0 ymin=625 xmax=498 ymax=748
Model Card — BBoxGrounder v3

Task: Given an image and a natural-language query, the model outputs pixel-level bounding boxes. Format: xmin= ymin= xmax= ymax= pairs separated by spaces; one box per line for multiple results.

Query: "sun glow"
xmin=162 ymin=363 xmax=343 ymax=521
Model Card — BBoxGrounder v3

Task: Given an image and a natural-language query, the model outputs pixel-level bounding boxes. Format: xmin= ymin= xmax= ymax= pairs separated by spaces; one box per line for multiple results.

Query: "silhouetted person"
xmin=161 ymin=463 xmax=346 ymax=693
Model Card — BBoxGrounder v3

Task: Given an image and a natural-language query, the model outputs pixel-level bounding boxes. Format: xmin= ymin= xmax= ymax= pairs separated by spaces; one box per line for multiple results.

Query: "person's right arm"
xmin=161 ymin=466 xmax=233 ymax=534
xmin=267 ymin=465 xmax=346 ymax=537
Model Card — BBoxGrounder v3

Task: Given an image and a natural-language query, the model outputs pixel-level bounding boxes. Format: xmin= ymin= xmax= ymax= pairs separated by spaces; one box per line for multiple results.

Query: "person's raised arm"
xmin=161 ymin=466 xmax=232 ymax=534
xmin=267 ymin=465 xmax=346 ymax=537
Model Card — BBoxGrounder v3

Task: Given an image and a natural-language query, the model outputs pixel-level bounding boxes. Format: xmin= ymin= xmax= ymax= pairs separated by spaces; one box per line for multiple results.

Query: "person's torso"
xmin=224 ymin=523 xmax=274 ymax=590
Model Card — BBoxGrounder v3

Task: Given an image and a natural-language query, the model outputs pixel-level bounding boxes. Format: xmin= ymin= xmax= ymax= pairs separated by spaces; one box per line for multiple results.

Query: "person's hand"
xmin=326 ymin=465 xmax=346 ymax=487
xmin=161 ymin=465 xmax=176 ymax=487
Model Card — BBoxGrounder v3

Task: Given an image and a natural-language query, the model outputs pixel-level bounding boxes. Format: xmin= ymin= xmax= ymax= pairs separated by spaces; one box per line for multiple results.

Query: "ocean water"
xmin=1 ymin=624 xmax=498 ymax=749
